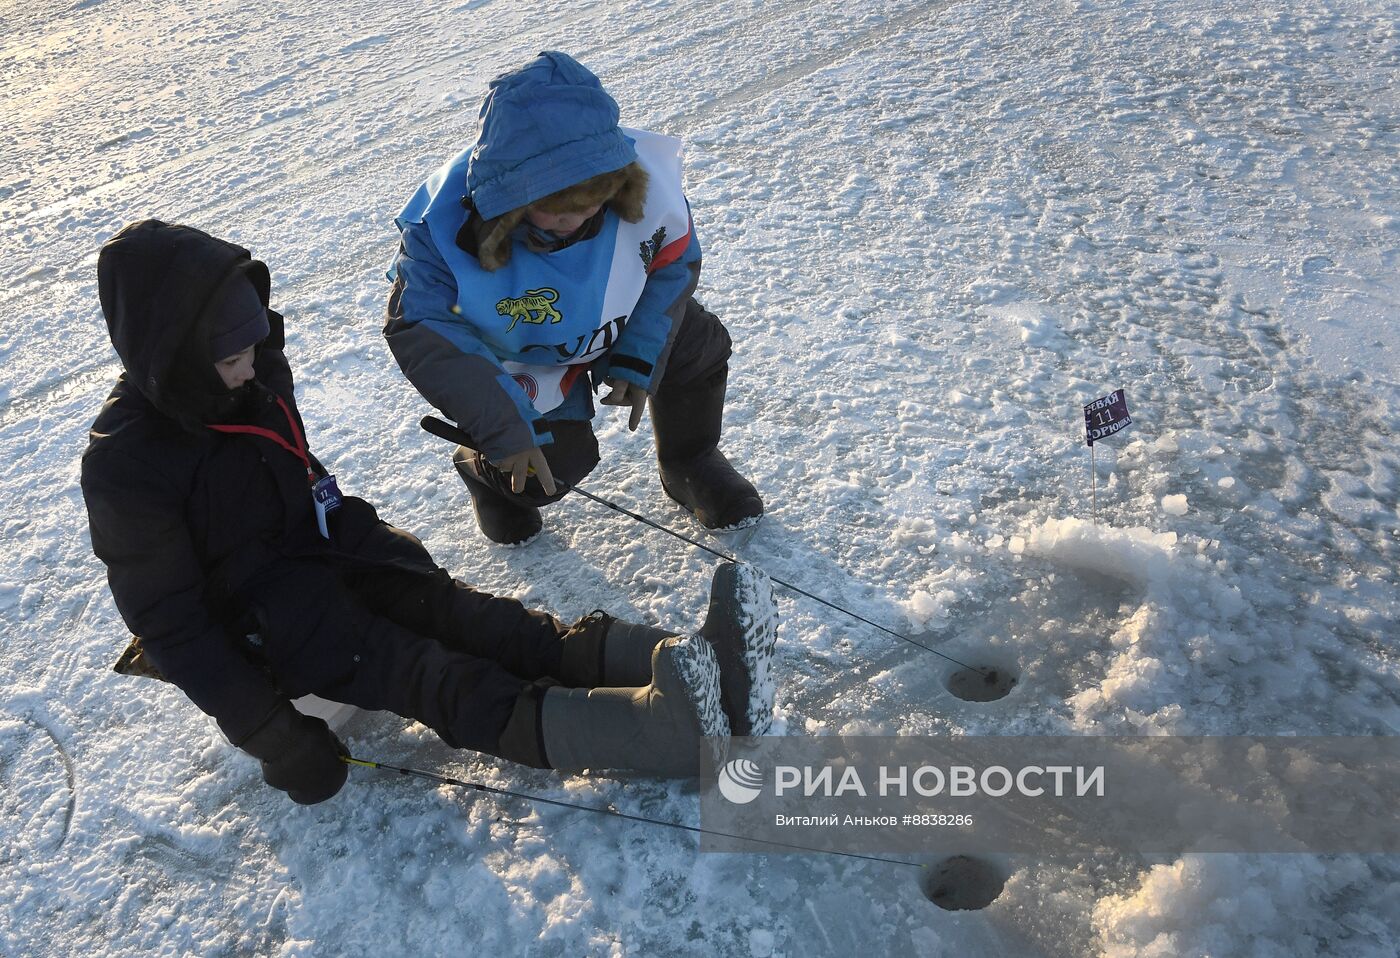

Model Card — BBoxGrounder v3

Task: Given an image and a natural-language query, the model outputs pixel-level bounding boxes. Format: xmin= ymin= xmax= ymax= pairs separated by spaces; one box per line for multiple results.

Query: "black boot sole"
xmin=702 ymin=562 xmax=779 ymax=736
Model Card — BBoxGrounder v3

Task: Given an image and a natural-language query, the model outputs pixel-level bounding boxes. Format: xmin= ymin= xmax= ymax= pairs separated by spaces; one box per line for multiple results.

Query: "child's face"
xmin=525 ymin=203 xmax=602 ymax=239
xmin=214 ymin=345 xmax=257 ymax=390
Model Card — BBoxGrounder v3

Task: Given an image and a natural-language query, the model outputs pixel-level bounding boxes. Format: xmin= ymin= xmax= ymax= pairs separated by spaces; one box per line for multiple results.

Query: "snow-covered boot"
xmin=540 ymin=635 xmax=730 ymax=777
xmin=555 ymin=562 xmax=780 ymax=721
xmin=452 ymin=446 xmax=542 ymax=546
xmin=700 ymin=562 xmax=779 ymax=736
xmin=558 ymin=612 xmax=671 ymax=688
xmin=651 ymin=367 xmax=763 ymax=531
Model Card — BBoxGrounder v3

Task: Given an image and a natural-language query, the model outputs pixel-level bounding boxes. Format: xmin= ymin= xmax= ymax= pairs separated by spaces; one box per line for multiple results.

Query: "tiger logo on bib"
xmin=497 ymin=288 xmax=562 ymax=333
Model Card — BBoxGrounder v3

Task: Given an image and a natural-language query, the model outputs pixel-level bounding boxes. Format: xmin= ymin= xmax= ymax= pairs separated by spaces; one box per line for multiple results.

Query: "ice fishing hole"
xmin=944 ymin=663 xmax=1017 ymax=702
xmin=920 ymin=856 xmax=1007 ymax=911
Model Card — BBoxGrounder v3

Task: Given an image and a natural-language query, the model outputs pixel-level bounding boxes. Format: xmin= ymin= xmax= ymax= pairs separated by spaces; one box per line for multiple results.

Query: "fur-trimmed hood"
xmin=471 ymin=162 xmax=649 ymax=271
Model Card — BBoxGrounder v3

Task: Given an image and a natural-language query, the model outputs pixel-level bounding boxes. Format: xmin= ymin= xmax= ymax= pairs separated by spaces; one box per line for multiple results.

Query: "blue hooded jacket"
xmin=385 ymin=52 xmax=702 ymax=461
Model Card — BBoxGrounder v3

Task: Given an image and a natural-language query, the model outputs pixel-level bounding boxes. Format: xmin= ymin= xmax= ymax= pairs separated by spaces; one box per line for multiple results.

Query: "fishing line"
xmin=420 ymin=416 xmax=993 ymax=679
xmin=346 ymin=755 xmax=923 ymax=869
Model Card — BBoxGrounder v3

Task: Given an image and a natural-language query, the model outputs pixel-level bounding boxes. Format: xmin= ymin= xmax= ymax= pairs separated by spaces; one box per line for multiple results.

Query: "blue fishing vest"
xmin=396 ymin=128 xmax=691 ymax=413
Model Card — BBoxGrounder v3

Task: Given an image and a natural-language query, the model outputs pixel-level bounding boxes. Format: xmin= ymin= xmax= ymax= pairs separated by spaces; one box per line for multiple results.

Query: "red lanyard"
xmin=208 ymin=395 xmax=315 ymax=484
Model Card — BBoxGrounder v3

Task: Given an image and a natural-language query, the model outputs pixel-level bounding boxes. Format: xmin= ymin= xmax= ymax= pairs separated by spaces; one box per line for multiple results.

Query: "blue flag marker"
xmin=1083 ymin=389 xmax=1134 ymax=524
xmin=1084 ymin=390 xmax=1132 ymax=446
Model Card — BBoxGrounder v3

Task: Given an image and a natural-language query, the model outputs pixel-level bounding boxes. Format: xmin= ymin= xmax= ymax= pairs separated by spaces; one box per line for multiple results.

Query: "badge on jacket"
xmin=312 ymin=474 xmax=344 ymax=538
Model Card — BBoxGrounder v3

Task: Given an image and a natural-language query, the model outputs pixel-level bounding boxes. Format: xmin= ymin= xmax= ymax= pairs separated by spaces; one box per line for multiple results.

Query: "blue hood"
xmin=466 ymin=51 xmax=637 ymax=220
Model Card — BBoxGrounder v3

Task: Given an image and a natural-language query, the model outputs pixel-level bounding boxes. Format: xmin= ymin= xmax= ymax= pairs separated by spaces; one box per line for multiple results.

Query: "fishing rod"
xmin=420 ymin=415 xmax=997 ymax=681
xmin=345 ymin=754 xmax=922 ymax=869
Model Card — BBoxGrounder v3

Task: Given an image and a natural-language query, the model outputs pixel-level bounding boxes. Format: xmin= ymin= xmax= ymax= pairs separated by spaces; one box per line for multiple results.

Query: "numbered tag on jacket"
xmin=312 ymin=474 xmax=344 ymax=538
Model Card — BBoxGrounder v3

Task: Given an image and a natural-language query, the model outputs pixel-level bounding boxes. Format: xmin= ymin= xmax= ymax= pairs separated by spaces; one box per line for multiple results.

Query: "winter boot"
xmin=558 ymin=611 xmax=670 ymax=688
xmin=556 ymin=565 xmax=779 ymax=732
xmin=650 ymin=367 xmax=763 ymax=531
xmin=700 ymin=562 xmax=779 ymax=736
xmin=452 ymin=446 xmax=542 ymax=546
xmin=540 ymin=635 xmax=730 ymax=777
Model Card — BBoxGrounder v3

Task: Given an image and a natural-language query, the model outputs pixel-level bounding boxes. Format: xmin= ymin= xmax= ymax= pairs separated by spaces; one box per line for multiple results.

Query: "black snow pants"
xmin=241 ymin=559 xmax=568 ymax=757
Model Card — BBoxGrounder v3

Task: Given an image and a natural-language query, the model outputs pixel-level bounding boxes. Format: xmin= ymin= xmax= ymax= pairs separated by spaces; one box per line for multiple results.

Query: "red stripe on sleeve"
xmin=647 ymin=231 xmax=691 ymax=274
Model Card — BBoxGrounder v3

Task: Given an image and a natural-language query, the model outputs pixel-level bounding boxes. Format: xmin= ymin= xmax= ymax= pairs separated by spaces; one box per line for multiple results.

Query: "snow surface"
xmin=3 ymin=0 xmax=1398 ymax=954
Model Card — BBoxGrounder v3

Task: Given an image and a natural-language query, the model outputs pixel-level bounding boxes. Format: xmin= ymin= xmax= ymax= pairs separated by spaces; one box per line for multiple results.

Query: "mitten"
xmin=238 ymin=701 xmax=349 ymax=805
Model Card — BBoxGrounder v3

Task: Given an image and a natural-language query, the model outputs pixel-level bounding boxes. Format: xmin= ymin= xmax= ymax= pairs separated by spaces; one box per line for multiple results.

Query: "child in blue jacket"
xmin=385 ymin=51 xmax=762 ymax=544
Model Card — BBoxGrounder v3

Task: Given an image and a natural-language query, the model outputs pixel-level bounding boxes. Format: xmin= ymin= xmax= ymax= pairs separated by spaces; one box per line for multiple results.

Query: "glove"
xmin=601 ymin=377 xmax=648 ymax=431
xmin=238 ymin=701 xmax=349 ymax=805
xmin=493 ymin=446 xmax=557 ymax=495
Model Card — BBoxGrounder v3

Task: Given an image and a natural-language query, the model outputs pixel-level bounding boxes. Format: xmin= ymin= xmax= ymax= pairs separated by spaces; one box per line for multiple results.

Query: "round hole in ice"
xmin=944 ymin=663 xmax=1017 ymax=702
xmin=920 ymin=855 xmax=1007 ymax=910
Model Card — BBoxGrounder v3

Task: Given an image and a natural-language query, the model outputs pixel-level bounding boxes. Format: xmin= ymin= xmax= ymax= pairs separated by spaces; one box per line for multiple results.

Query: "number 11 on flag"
xmin=1085 ymin=390 xmax=1132 ymax=446
xmin=1083 ymin=389 xmax=1134 ymax=523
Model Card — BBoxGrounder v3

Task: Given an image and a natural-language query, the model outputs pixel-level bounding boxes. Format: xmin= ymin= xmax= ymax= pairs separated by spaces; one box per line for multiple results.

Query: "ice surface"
xmin=1159 ymin=494 xmax=1189 ymax=517
xmin=3 ymin=0 xmax=1398 ymax=955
